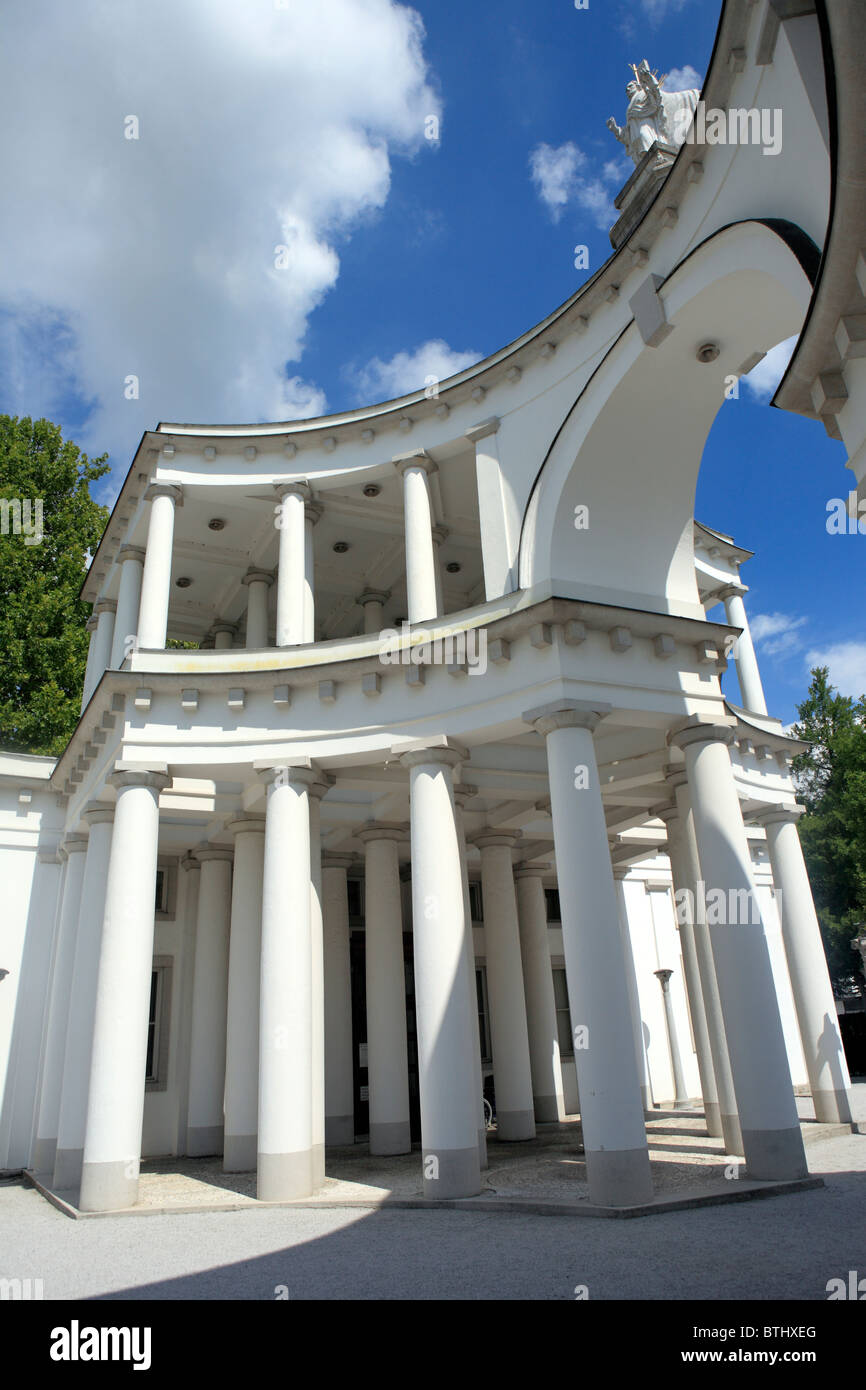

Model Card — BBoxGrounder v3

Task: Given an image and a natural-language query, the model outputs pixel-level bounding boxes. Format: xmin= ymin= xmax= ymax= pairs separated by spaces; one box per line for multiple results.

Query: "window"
xmin=469 ymin=881 xmax=483 ymax=922
xmin=552 ymin=968 xmax=574 ymax=1059
xmin=155 ymin=869 xmax=167 ymax=914
xmin=145 ymin=957 xmax=173 ymax=1090
xmin=475 ymin=967 xmax=492 ymax=1063
xmin=545 ymin=888 xmax=561 ymax=923
xmin=154 ymin=860 xmax=177 ymax=920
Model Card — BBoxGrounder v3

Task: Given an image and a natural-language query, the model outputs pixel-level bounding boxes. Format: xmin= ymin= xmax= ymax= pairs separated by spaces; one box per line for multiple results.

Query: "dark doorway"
xmin=349 ymin=931 xmax=421 ymax=1143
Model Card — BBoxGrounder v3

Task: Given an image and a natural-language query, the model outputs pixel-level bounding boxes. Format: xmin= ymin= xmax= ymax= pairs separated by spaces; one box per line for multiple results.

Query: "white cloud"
xmin=0 ymin=0 xmax=440 ymax=481
xmin=742 ymin=336 xmax=799 ymax=401
xmin=350 ymin=339 xmax=482 ymax=403
xmin=663 ymin=66 xmax=703 ymax=93
xmin=529 ymin=141 xmax=619 ymax=231
xmin=750 ymin=612 xmax=807 ymax=657
xmin=640 ymin=0 xmax=691 ymax=20
xmin=805 ymin=642 xmax=866 ymax=699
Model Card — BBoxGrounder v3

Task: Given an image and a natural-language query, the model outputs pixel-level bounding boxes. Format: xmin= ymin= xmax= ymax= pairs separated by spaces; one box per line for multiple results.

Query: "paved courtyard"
xmin=4 ymin=1083 xmax=864 ymax=1300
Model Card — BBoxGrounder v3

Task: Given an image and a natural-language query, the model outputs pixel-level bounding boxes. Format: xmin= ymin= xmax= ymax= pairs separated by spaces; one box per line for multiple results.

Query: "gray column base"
xmin=223 ymin=1133 xmax=256 ymax=1172
xmin=312 ymin=1142 xmax=325 ymax=1189
xmin=496 ymin=1109 xmax=536 ymax=1141
xmin=53 ymin=1147 xmax=83 ymax=1191
xmin=32 ymin=1136 xmax=57 ymax=1174
xmin=585 ymin=1146 xmax=653 ymax=1207
xmin=742 ymin=1126 xmax=808 ymax=1181
xmin=703 ymin=1100 xmax=723 ymax=1138
xmin=640 ymin=1086 xmax=653 ymax=1112
xmin=79 ymin=1159 xmax=139 ymax=1212
xmin=673 ymin=1098 xmax=692 ymax=1111
xmin=325 ymin=1114 xmax=355 ymax=1146
xmin=533 ymin=1093 xmax=565 ymax=1123
xmin=257 ymin=1149 xmax=313 ymax=1201
xmin=721 ymin=1113 xmax=744 ymax=1156
xmin=421 ymin=1145 xmax=482 ymax=1199
xmin=478 ymin=1127 xmax=488 ymax=1170
xmin=813 ymin=1087 xmax=853 ymax=1125
xmin=370 ymin=1120 xmax=411 ymax=1156
xmin=187 ymin=1124 xmax=224 ymax=1157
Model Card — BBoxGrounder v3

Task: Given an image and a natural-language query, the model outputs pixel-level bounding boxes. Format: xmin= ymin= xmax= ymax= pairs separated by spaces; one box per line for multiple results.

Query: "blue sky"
xmin=0 ymin=0 xmax=859 ymax=722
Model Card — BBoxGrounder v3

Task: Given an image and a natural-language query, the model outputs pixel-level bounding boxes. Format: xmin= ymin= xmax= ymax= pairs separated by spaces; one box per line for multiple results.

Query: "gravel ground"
xmin=3 ymin=1082 xmax=864 ymax=1301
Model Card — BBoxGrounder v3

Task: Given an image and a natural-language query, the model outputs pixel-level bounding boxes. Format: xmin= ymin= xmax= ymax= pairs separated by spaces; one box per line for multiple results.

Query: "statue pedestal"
xmin=610 ymin=142 xmax=678 ymax=250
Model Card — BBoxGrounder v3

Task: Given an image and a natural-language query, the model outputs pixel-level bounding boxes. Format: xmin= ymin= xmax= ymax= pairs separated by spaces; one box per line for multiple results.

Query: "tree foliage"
xmin=792 ymin=667 xmax=866 ymax=991
xmin=0 ymin=415 xmax=109 ymax=755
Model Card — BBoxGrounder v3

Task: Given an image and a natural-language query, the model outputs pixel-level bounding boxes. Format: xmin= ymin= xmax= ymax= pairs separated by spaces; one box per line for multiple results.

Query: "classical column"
xmin=212 ymin=621 xmax=236 ymax=651
xmin=223 ymin=816 xmax=265 ymax=1171
xmin=138 ymin=484 xmax=182 ymax=650
xmin=53 ymin=804 xmax=115 ymax=1190
xmin=612 ymin=870 xmax=654 ymax=1114
xmin=657 ymin=803 xmax=721 ymax=1135
xmin=719 ymin=585 xmax=768 ymax=716
xmin=80 ymin=616 xmax=99 ymax=712
xmin=82 ymin=600 xmax=116 ymax=708
xmin=453 ymin=785 xmax=487 ymax=1167
xmin=473 ymin=832 xmax=535 ymax=1140
xmin=524 ymin=700 xmax=653 ymax=1207
xmin=756 ymin=806 xmax=852 ymax=1124
xmin=274 ymin=483 xmax=308 ymax=647
xmin=304 ymin=499 xmax=322 ymax=643
xmin=358 ymin=825 xmax=411 ymax=1156
xmin=242 ymin=569 xmax=273 ymax=649
xmin=432 ymin=523 xmax=448 ymax=617
xmin=654 ymin=969 xmax=690 ymax=1110
xmin=322 ymin=854 xmax=355 ymax=1145
xmin=175 ymin=853 xmax=201 ymax=1156
xmin=256 ymin=761 xmax=317 ymax=1199
xmin=186 ymin=847 xmax=233 ymax=1156
xmin=309 ymin=777 xmax=330 ymax=1187
xmin=357 ymin=589 xmax=391 ymax=636
xmin=110 ymin=545 xmax=146 ymax=668
xmin=79 ymin=766 xmax=170 ymax=1212
xmin=400 ymin=741 xmax=481 ymax=1198
xmin=667 ymin=768 xmax=742 ymax=1154
xmin=32 ymin=834 xmax=88 ymax=1173
xmin=514 ymin=865 xmax=566 ymax=1123
xmin=670 ymin=721 xmax=807 ymax=1180
xmin=396 ymin=455 xmax=439 ymax=624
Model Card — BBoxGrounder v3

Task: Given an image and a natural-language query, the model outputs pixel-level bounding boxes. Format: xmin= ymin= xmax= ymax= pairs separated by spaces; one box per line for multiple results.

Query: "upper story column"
xmin=357 ymin=589 xmax=391 ymax=635
xmin=82 ymin=601 xmax=115 ymax=709
xmin=396 ymin=453 xmax=439 ymax=624
xmin=465 ymin=417 xmax=515 ymax=600
xmin=304 ymin=499 xmax=322 ymax=643
xmin=242 ymin=568 xmax=274 ymax=649
xmin=274 ymin=482 xmax=309 ymax=647
xmin=718 ymin=585 xmax=767 ymax=715
xmin=138 ymin=484 xmax=183 ymax=650
xmin=110 ymin=545 xmax=146 ymax=668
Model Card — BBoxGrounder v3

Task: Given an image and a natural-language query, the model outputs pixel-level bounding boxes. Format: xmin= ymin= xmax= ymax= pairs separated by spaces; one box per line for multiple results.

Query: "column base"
xmin=79 ymin=1159 xmax=138 ymax=1212
xmin=478 ymin=1126 xmax=488 ymax=1170
xmin=673 ymin=1099 xmax=692 ymax=1111
xmin=370 ymin=1120 xmax=411 ymax=1156
xmin=721 ymin=1113 xmax=744 ymax=1156
xmin=257 ymin=1149 xmax=313 ymax=1201
xmin=421 ymin=1145 xmax=481 ymax=1199
xmin=223 ymin=1134 xmax=256 ymax=1172
xmin=640 ymin=1086 xmax=653 ymax=1112
xmin=496 ymin=1109 xmax=536 ymax=1141
xmin=812 ymin=1087 xmax=853 ymax=1125
xmin=585 ymin=1146 xmax=653 ymax=1207
xmin=32 ymin=1136 xmax=57 ymax=1174
xmin=312 ymin=1143 xmax=325 ymax=1190
xmin=187 ymin=1124 xmax=224 ymax=1157
xmin=533 ymin=1093 xmax=566 ymax=1124
xmin=52 ymin=1147 xmax=83 ymax=1191
xmin=703 ymin=1100 xmax=723 ymax=1138
xmin=742 ymin=1126 xmax=808 ymax=1181
xmin=325 ymin=1115 xmax=355 ymax=1146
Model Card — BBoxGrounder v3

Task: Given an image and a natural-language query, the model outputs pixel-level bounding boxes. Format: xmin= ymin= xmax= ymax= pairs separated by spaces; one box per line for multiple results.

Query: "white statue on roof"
xmin=607 ymin=59 xmax=700 ymax=165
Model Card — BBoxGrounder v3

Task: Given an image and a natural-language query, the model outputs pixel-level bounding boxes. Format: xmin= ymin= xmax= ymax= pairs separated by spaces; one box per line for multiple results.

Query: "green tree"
xmin=0 ymin=415 xmax=109 ymax=755
xmin=792 ymin=667 xmax=866 ymax=991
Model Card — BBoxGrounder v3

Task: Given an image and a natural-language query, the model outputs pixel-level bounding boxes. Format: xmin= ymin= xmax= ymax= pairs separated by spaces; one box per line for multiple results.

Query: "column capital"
xmin=750 ymin=803 xmax=805 ymax=828
xmin=611 ymin=866 xmax=630 ymax=881
xmin=464 ymin=416 xmax=500 ymax=445
xmin=241 ymin=567 xmax=275 ymax=588
xmin=654 ymin=967 xmax=674 ymax=988
xmin=193 ymin=845 xmax=234 ymax=863
xmin=273 ymin=479 xmax=311 ymax=501
xmin=523 ymin=698 xmax=611 ymax=736
xmin=94 ymin=598 xmax=117 ymax=616
xmin=211 ymin=619 xmax=237 ymax=637
xmin=431 ymin=524 xmax=449 ymax=547
xmin=144 ymin=483 xmax=183 ymax=505
xmin=86 ymin=615 xmax=99 ymax=633
xmin=452 ymin=782 xmax=476 ymax=808
xmin=81 ymin=800 xmax=115 ymax=827
xmin=664 ymin=764 xmax=689 ymax=791
xmin=471 ymin=829 xmax=521 ymax=851
xmin=108 ymin=763 xmax=171 ymax=793
xmin=254 ymin=756 xmax=320 ymax=789
xmin=716 ymin=583 xmax=747 ymax=603
xmin=514 ymin=861 xmax=552 ymax=878
xmin=397 ymin=735 xmax=468 ymax=770
xmin=322 ymin=852 xmax=356 ymax=870
xmin=394 ymin=450 xmax=437 ymax=478
xmin=357 ymin=588 xmax=390 ymax=608
xmin=181 ymin=851 xmax=202 ymax=873
xmin=309 ymin=773 xmax=336 ymax=802
xmin=224 ymin=813 xmax=266 ymax=838
xmin=651 ymin=801 xmax=680 ymax=826
xmin=667 ymin=716 xmax=736 ymax=751
xmin=60 ymin=833 xmax=89 ymax=858
xmin=357 ymin=820 xmax=408 ymax=844
xmin=118 ymin=544 xmax=147 ymax=565
xmin=304 ymin=499 xmax=324 ymax=526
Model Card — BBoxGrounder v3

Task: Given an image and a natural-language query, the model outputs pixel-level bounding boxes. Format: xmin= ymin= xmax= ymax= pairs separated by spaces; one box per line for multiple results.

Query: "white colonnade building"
xmin=0 ymin=0 xmax=862 ymax=1210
